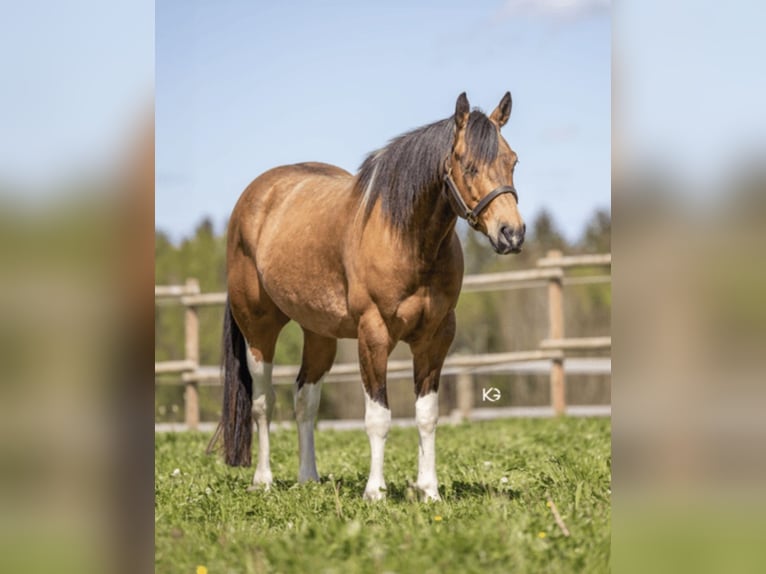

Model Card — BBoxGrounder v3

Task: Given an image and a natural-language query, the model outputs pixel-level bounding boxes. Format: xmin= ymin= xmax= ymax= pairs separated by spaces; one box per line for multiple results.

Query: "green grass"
xmin=155 ymin=417 xmax=611 ymax=573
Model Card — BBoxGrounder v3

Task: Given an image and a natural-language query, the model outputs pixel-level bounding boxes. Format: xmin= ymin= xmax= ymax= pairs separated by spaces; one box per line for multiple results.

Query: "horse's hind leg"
xmin=233 ymin=298 xmax=289 ymax=490
xmin=294 ymin=329 xmax=337 ymax=482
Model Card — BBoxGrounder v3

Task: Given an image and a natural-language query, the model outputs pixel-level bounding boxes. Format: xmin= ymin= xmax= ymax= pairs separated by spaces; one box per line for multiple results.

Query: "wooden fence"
xmin=155 ymin=250 xmax=611 ymax=429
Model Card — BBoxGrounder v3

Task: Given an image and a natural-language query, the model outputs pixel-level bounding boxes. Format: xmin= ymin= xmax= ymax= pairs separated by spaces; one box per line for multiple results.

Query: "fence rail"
xmin=155 ymin=251 xmax=611 ymax=429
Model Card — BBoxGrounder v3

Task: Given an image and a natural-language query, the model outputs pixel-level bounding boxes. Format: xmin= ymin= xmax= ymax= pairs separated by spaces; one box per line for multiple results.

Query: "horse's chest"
xmin=388 ymin=288 xmax=455 ymax=342
xmin=360 ymin=260 xmax=460 ymax=338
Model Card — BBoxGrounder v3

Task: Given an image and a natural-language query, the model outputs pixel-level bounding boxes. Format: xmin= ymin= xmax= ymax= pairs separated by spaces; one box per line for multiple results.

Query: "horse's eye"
xmin=465 ymin=165 xmax=478 ymax=176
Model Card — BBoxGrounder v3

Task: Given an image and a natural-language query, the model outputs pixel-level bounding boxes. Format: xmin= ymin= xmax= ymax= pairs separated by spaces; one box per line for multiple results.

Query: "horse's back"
xmin=228 ymin=162 xmax=359 ymax=338
xmin=229 ymin=161 xmax=354 ymax=248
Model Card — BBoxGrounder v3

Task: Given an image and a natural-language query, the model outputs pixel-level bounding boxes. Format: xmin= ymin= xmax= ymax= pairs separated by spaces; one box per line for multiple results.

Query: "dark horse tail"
xmin=205 ymin=299 xmax=253 ymax=466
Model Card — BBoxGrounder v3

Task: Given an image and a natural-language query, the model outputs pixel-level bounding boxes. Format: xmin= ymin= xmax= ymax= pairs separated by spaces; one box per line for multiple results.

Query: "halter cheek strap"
xmin=443 ymin=162 xmax=519 ymax=231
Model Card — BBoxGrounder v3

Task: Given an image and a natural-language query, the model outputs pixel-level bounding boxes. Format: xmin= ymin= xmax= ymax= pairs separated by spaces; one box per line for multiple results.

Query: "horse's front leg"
xmin=411 ymin=312 xmax=456 ymax=502
xmin=358 ymin=309 xmax=393 ymax=501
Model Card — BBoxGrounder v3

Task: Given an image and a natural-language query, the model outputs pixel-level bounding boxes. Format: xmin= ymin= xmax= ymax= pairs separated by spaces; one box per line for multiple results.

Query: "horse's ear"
xmin=454 ymin=92 xmax=470 ymax=131
xmin=489 ymin=91 xmax=512 ymax=127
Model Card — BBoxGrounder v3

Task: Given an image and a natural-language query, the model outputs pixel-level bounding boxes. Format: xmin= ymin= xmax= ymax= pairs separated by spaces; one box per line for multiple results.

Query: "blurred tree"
xmin=580 ymin=208 xmax=611 ymax=253
xmin=155 ymin=207 xmax=613 ymax=421
xmin=530 ymin=208 xmax=567 ymax=254
xmin=569 ymin=209 xmax=611 ymax=336
xmin=154 ymin=217 xmax=304 ymax=370
xmin=460 ymin=224 xmax=497 ymax=274
xmin=154 ymin=230 xmax=183 ymax=362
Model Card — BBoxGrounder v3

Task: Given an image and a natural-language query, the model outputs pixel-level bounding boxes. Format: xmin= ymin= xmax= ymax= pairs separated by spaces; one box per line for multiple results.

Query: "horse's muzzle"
xmin=493 ymin=224 xmax=525 ymax=254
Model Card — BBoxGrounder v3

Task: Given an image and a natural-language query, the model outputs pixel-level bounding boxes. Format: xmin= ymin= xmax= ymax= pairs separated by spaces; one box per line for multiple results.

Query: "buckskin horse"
xmin=210 ymin=92 xmax=525 ymax=501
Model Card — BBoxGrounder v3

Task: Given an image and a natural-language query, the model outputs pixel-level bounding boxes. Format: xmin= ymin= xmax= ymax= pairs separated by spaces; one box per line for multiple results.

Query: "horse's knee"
xmin=415 ymin=392 xmax=439 ymax=434
xmin=249 ymin=359 xmax=275 ymax=420
xmin=252 ymin=389 xmax=274 ymax=420
xmin=364 ymin=393 xmax=391 ymax=438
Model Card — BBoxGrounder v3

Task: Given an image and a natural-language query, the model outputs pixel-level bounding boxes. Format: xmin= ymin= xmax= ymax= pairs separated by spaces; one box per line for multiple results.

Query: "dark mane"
xmin=354 ymin=110 xmax=499 ymax=229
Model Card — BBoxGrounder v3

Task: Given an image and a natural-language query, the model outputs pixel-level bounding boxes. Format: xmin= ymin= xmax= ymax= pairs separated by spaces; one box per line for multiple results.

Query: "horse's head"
xmin=445 ymin=92 xmax=525 ymax=254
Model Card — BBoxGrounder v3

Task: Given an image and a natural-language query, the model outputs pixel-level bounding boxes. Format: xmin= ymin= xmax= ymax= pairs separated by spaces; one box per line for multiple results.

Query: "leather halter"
xmin=442 ymin=159 xmax=518 ymax=230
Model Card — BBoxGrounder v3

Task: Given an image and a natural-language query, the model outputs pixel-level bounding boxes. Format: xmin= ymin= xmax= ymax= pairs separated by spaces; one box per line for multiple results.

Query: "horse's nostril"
xmin=522 ymin=223 xmax=527 ymax=235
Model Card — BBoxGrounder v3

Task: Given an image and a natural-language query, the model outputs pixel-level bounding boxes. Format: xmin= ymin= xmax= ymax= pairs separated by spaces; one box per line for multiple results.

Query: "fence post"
xmin=456 ymin=371 xmax=474 ymax=421
xmin=184 ymin=278 xmax=200 ymax=429
xmin=546 ymin=250 xmax=566 ymax=415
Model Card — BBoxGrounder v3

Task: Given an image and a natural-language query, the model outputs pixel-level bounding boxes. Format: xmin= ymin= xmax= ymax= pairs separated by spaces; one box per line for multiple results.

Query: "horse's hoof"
xmin=248 ymin=469 xmax=273 ymax=491
xmin=421 ymin=491 xmax=441 ymax=502
xmin=363 ymin=486 xmax=387 ymax=501
xmin=415 ymin=483 xmax=441 ymax=502
xmin=297 ymin=470 xmax=320 ymax=483
xmin=247 ymin=480 xmax=272 ymax=492
xmin=247 ymin=482 xmax=271 ymax=492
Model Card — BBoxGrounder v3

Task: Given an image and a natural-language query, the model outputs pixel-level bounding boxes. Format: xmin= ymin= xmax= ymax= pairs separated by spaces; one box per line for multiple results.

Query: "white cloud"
xmin=500 ymin=0 xmax=610 ymax=20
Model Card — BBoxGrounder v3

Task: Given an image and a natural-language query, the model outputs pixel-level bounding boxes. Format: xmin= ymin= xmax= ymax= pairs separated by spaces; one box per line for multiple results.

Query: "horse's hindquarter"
xmin=230 ymin=163 xmax=359 ymax=339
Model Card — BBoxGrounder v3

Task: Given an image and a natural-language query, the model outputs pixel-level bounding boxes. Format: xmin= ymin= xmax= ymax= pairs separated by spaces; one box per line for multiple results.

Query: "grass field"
xmin=155 ymin=417 xmax=611 ymax=573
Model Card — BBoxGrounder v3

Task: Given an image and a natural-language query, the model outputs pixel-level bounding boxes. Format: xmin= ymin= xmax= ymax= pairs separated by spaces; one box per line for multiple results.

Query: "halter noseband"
xmin=443 ymin=159 xmax=518 ymax=231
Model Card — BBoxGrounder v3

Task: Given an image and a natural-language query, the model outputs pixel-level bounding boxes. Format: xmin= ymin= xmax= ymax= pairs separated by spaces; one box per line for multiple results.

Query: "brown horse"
xmin=213 ymin=92 xmax=525 ymax=501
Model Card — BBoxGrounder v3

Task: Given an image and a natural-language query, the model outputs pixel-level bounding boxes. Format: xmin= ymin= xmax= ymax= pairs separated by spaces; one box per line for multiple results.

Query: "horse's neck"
xmin=406 ymin=184 xmax=459 ymax=263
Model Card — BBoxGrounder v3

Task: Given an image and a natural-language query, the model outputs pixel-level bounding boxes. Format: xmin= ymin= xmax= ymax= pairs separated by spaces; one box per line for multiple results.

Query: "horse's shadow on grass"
xmin=241 ymin=475 xmax=520 ymax=502
xmin=314 ymin=474 xmax=522 ymax=503
xmin=448 ymin=480 xmax=521 ymax=500
xmin=272 ymin=479 xmax=300 ymax=490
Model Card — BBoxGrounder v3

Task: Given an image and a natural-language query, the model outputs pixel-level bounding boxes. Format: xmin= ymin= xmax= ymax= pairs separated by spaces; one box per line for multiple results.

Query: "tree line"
xmin=155 ymin=208 xmax=610 ymax=421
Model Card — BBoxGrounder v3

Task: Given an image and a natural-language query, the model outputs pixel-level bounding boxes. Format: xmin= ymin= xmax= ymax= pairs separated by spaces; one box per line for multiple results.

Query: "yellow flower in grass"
xmin=434 ymin=516 xmax=443 ymax=522
xmin=196 ymin=566 xmax=208 ymax=574
xmin=538 ymin=531 xmax=546 ymax=539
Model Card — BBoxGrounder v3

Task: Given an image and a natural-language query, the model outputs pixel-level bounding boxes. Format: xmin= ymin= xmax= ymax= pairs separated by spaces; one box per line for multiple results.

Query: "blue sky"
xmin=0 ymin=0 xmax=154 ymax=188
xmin=156 ymin=0 xmax=611 ymax=243
xmin=615 ymin=0 xmax=766 ymax=189
xmin=3 ymin=1 xmax=764 ymax=239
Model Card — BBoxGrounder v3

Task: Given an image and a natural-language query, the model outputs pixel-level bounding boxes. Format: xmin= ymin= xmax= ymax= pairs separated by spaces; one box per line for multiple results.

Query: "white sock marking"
xmin=415 ymin=392 xmax=440 ymax=501
xmin=363 ymin=391 xmax=391 ymax=500
xmin=294 ymin=379 xmax=323 ymax=482
xmin=246 ymin=345 xmax=274 ymax=489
